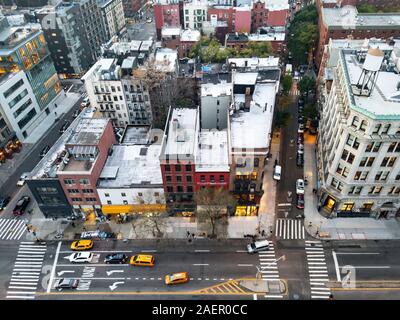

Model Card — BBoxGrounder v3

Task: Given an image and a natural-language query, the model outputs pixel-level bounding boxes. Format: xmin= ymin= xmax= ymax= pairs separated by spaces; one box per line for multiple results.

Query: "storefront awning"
xmin=102 ymin=204 xmax=166 ymax=215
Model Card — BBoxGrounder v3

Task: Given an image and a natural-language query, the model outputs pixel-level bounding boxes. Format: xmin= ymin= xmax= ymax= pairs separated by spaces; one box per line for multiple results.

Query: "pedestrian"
xmin=312 ymin=188 xmax=316 ymax=194
xmin=82 ymin=227 xmax=86 ymax=232
xmin=191 ymin=233 xmax=195 ymax=239
xmin=261 ymin=230 xmax=266 ymax=237
xmin=316 ymin=230 xmax=320 ymax=237
xmin=309 ymin=221 xmax=313 ymax=228
xmin=329 ymin=294 xmax=334 ymax=300
xmin=71 ymin=222 xmax=75 ymax=228
xmin=187 ymin=231 xmax=190 ymax=238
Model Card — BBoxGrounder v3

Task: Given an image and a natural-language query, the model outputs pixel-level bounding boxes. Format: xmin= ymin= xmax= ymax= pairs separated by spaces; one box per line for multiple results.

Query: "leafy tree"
xmin=274 ymin=111 xmax=291 ymax=128
xmin=195 ymin=188 xmax=236 ymax=239
xmin=282 ymin=74 xmax=293 ymax=95
xmin=298 ymin=76 xmax=316 ymax=96
xmin=303 ymin=103 xmax=318 ymax=120
xmin=357 ymin=4 xmax=377 ymax=13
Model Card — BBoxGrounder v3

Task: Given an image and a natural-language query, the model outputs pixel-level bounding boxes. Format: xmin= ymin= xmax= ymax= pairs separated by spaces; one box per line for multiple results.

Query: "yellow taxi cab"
xmin=130 ymin=254 xmax=155 ymax=267
xmin=70 ymin=240 xmax=93 ymax=251
xmin=165 ymin=272 xmax=189 ymax=285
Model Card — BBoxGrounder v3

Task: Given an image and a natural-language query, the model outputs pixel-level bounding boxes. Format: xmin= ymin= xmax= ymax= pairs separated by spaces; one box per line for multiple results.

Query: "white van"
xmin=273 ymin=165 xmax=282 ymax=181
xmin=247 ymin=240 xmax=270 ymax=254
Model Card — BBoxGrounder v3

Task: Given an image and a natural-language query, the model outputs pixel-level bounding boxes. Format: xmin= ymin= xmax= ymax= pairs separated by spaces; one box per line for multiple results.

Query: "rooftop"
xmin=98 ymin=144 xmax=163 ymax=188
xmin=67 ymin=118 xmax=109 ymax=146
xmin=230 ymin=81 xmax=278 ymax=150
xmin=322 ymin=7 xmax=400 ymax=29
xmin=155 ymin=48 xmax=178 ymax=73
xmin=163 ymin=108 xmax=199 ymax=157
xmin=248 ymin=32 xmax=285 ymax=42
xmin=265 ymin=0 xmax=289 ymax=11
xmin=161 ymin=27 xmax=181 ymax=37
xmin=81 ymin=58 xmax=120 ymax=81
xmin=181 ymin=29 xmax=201 ymax=42
xmin=121 ymin=125 xmax=152 ymax=145
xmin=341 ymin=50 xmax=400 ymax=120
xmin=228 ymin=56 xmax=280 ymax=69
xmin=196 ymin=130 xmax=229 ymax=172
xmin=201 ymin=81 xmax=232 ymax=97
xmin=29 ymin=108 xmax=98 ymax=179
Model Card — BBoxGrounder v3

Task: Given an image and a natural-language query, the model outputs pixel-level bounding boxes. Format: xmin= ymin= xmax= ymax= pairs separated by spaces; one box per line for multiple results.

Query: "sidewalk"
xmin=304 ymin=134 xmax=400 ymax=240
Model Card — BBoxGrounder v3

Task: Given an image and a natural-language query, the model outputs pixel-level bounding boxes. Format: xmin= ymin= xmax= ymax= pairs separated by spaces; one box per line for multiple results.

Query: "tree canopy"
xmin=298 ymin=76 xmax=316 ymax=96
xmin=287 ymin=5 xmax=318 ymax=66
xmin=282 ymin=74 xmax=293 ymax=95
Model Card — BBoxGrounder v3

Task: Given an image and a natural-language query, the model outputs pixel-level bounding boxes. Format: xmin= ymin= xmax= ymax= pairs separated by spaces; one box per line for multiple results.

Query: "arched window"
xmin=359 ymin=120 xmax=368 ymax=132
xmin=351 ymin=116 xmax=359 ymax=128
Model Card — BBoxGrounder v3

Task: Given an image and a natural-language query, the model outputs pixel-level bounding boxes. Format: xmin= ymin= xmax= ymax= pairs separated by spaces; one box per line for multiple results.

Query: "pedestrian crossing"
xmin=305 ymin=240 xmax=332 ymax=299
xmin=289 ymin=89 xmax=300 ymax=96
xmin=0 ymin=218 xmax=28 ymax=240
xmin=258 ymin=243 xmax=284 ymax=299
xmin=275 ymin=219 xmax=305 ymax=240
xmin=197 ymin=280 xmax=249 ymax=295
xmin=6 ymin=242 xmax=47 ymax=299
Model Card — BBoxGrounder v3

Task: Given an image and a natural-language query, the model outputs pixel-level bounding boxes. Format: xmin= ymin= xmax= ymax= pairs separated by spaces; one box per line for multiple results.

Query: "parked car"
xmin=296 ymin=194 xmax=305 ymax=209
xmin=298 ymin=144 xmax=304 ymax=152
xmin=104 ymin=253 xmax=128 ymax=264
xmin=298 ymin=123 xmax=304 ymax=130
xmin=59 ymin=120 xmax=70 ymax=134
xmin=73 ymin=109 xmax=80 ymax=118
xmin=17 ymin=172 xmax=29 ymax=186
xmin=54 ymin=278 xmax=79 ymax=290
xmin=298 ymin=97 xmax=305 ymax=106
xmin=273 ymin=165 xmax=282 ymax=181
xmin=13 ymin=196 xmax=30 ymax=216
xmin=146 ymin=18 xmax=153 ymax=23
xmin=296 ymin=179 xmax=305 ymax=194
xmin=165 ymin=272 xmax=189 ymax=285
xmin=296 ymin=154 xmax=304 ymax=167
xmin=0 ymin=196 xmax=11 ymax=210
xmin=40 ymin=145 xmax=50 ymax=158
xmin=298 ymin=116 xmax=304 ymax=124
xmin=298 ymin=127 xmax=304 ymax=134
xmin=80 ymin=230 xmax=115 ymax=239
xmin=68 ymin=252 xmax=93 ymax=263
xmin=70 ymin=240 xmax=93 ymax=251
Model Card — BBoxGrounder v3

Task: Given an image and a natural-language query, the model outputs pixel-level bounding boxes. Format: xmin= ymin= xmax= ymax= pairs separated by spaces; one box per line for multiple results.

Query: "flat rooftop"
xmin=181 ymin=29 xmax=201 ymax=42
xmin=196 ymin=130 xmax=229 ymax=172
xmin=341 ymin=50 xmax=400 ymax=120
xmin=228 ymin=57 xmax=280 ymax=68
xmin=164 ymin=108 xmax=199 ymax=156
xmin=67 ymin=118 xmax=109 ymax=146
xmin=201 ymin=82 xmax=232 ymax=97
xmin=98 ymin=144 xmax=162 ymax=188
xmin=155 ymin=48 xmax=177 ymax=73
xmin=322 ymin=7 xmax=400 ymax=29
xmin=230 ymin=82 xmax=277 ymax=150
xmin=121 ymin=125 xmax=151 ymax=144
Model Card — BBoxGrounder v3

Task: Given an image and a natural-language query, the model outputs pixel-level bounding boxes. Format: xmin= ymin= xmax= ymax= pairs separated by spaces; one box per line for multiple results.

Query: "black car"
xmin=13 ymin=196 xmax=30 ymax=216
xmin=0 ymin=196 xmax=11 ymax=210
xmin=55 ymin=278 xmax=79 ymax=290
xmin=104 ymin=253 xmax=128 ymax=264
xmin=296 ymin=154 xmax=304 ymax=167
xmin=298 ymin=116 xmax=304 ymax=124
xmin=59 ymin=120 xmax=70 ymax=134
xmin=40 ymin=145 xmax=50 ymax=157
xmin=296 ymin=194 xmax=305 ymax=209
xmin=298 ymin=98 xmax=305 ymax=107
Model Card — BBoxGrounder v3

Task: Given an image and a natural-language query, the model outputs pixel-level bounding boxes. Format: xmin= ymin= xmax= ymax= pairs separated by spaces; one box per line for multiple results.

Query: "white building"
xmin=317 ymin=47 xmax=400 ymax=219
xmin=82 ymin=58 xmax=153 ymax=127
xmin=200 ymin=81 xmax=233 ymax=130
xmin=97 ymin=143 xmax=166 ymax=213
xmin=98 ymin=0 xmax=127 ymax=39
xmin=0 ymin=70 xmax=53 ymax=142
xmin=183 ymin=0 xmax=208 ymax=30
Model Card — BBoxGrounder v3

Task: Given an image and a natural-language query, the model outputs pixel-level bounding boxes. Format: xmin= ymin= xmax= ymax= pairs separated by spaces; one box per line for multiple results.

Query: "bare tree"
xmin=130 ymin=192 xmax=169 ymax=239
xmin=195 ymin=188 xmax=236 ymax=239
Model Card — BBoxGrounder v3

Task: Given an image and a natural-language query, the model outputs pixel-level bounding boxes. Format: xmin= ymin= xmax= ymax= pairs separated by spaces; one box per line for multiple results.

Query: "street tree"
xmin=298 ymin=76 xmax=316 ymax=96
xmin=195 ymin=188 xmax=236 ymax=239
xmin=281 ymin=74 xmax=293 ymax=95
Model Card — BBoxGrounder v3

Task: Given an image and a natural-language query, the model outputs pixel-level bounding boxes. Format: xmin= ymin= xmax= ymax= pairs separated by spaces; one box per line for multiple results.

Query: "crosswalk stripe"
xmin=7 ymin=291 xmax=37 ymax=294
xmin=275 ymin=219 xmax=305 ymax=239
xmin=311 ymin=291 xmax=331 ymax=295
xmin=6 ymin=295 xmax=35 ymax=299
xmin=311 ymin=287 xmax=330 ymax=291
xmin=264 ymin=295 xmax=283 ymax=298
xmin=0 ymin=220 xmax=14 ymax=238
xmin=310 ymin=283 xmax=327 ymax=286
xmin=305 ymin=240 xmax=322 ymax=243
xmin=8 ymin=286 xmax=37 ymax=290
xmin=308 ymin=262 xmax=326 ymax=265
xmin=309 ymin=270 xmax=328 ymax=273
xmin=311 ymin=295 xmax=330 ymax=299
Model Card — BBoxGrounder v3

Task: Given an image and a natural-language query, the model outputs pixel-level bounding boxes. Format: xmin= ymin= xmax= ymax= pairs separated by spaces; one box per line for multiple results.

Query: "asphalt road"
xmin=1 ymin=238 xmax=400 ymax=300
xmin=276 ymin=85 xmax=304 ymax=219
xmin=0 ymin=90 xmax=84 ymax=201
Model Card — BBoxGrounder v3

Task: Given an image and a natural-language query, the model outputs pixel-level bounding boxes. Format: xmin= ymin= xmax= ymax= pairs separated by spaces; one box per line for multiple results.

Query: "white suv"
xmin=296 ymin=179 xmax=305 ymax=194
xmin=67 ymin=252 xmax=93 ymax=263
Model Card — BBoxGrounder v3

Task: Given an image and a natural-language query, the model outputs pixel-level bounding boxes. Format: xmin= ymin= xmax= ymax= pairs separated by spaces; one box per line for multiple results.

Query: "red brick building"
xmin=154 ymin=0 xmax=181 ymax=40
xmin=251 ymin=1 xmax=268 ymax=33
xmin=208 ymin=6 xmax=236 ymax=32
xmin=57 ymin=118 xmax=116 ymax=215
xmin=316 ymin=6 xmax=400 ymax=68
xmin=123 ymin=0 xmax=147 ymax=18
xmin=161 ymin=27 xmax=200 ymax=58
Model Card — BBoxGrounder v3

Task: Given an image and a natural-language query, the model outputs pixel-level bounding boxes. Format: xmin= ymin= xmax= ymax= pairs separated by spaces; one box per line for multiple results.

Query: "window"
xmin=166 ymin=176 xmax=172 ymax=182
xmin=17 ymin=107 xmax=36 ymax=129
xmin=388 ymin=157 xmax=397 ymax=167
xmin=373 ymin=142 xmax=381 ymax=152
xmin=336 ymin=163 xmax=344 ymax=175
xmin=381 ymin=157 xmax=389 ymax=167
xmin=175 ymin=165 xmax=181 ymax=172
xmin=165 ymin=165 xmax=171 ymax=172
xmin=341 ymin=149 xmax=348 ymax=161
xmin=138 ymin=193 xmax=143 ymax=197
xmin=105 ymin=193 xmax=110 ymax=197
xmin=64 ymin=179 xmax=75 ymax=185
xmin=79 ymin=179 xmax=89 ymax=185
xmin=186 ymin=176 xmax=192 ymax=182
xmin=375 ymin=171 xmax=383 ymax=181
xmin=359 ymin=157 xmax=367 ymax=167
xmin=360 ymin=171 xmax=368 ymax=181
xmin=185 ymin=164 xmax=192 ymax=171
xmin=366 ymin=157 xmax=375 ymax=167
xmin=346 ymin=134 xmax=354 ymax=147
xmin=86 ymin=198 xmax=97 ymax=202
xmin=372 ymin=124 xmax=381 ymax=134
xmin=348 ymin=186 xmax=362 ymax=195
xmin=123 ymin=200 xmax=128 ymax=205
xmin=121 ymin=193 xmax=126 ymax=197
xmin=187 ymin=186 xmax=193 ymax=193
xmin=176 ymin=176 xmax=182 ymax=182
xmin=254 ymin=158 xmax=259 ymax=167
xmin=347 ymin=153 xmax=355 ymax=164
xmin=67 ymin=189 xmax=79 ymax=193
xmin=381 ymin=124 xmax=391 ymax=134
xmin=359 ymin=120 xmax=368 ymax=132
xmin=82 ymin=189 xmax=93 ymax=193
xmin=107 ymin=200 xmax=112 ymax=205
xmin=388 ymin=142 xmax=397 ymax=153
xmin=210 ymin=175 xmax=215 ymax=183
xmin=177 ymin=186 xmax=183 ymax=192
xmin=354 ymin=171 xmax=361 ymax=181
xmin=219 ymin=175 xmax=225 ymax=182
xmin=351 ymin=116 xmax=359 ymax=128
xmin=71 ymin=198 xmax=82 ymax=202
xmin=167 ymin=186 xmax=173 ymax=192
xmin=200 ymin=175 xmax=205 ymax=182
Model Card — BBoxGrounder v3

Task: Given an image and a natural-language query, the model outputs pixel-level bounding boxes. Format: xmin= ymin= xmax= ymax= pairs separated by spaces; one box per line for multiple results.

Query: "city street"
xmin=1 ymin=236 xmax=400 ymax=300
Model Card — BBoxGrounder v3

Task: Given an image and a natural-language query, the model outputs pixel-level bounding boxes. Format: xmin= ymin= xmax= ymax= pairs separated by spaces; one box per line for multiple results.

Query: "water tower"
xmin=352 ymin=48 xmax=384 ymax=97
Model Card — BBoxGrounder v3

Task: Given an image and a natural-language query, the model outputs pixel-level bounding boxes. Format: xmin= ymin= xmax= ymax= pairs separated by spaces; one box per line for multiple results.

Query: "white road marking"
xmin=311 ymin=295 xmax=330 ymax=299
xmin=253 ymin=294 xmax=257 ymax=300
xmin=236 ymin=250 xmax=247 ymax=253
xmin=194 ymin=250 xmax=210 ymax=252
xmin=47 ymin=241 xmax=61 ymax=293
xmin=332 ymin=250 xmax=341 ymax=282
xmin=338 ymin=266 xmax=390 ymax=269
xmin=6 ymin=295 xmax=35 ymax=299
xmin=264 ymin=295 xmax=284 ymax=298
xmin=335 ymin=252 xmax=380 ymax=255
xmin=238 ymin=264 xmax=253 ymax=267
xmin=193 ymin=264 xmax=209 ymax=266
xmin=8 ymin=286 xmax=37 ymax=290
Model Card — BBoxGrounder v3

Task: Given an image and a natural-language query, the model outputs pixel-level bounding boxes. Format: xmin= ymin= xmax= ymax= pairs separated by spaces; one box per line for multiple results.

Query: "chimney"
xmin=172 ymin=118 xmax=179 ymax=131
xmin=245 ymin=87 xmax=251 ymax=111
